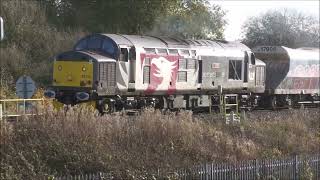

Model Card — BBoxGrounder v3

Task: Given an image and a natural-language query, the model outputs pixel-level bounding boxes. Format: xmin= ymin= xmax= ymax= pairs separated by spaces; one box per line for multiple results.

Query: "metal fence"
xmin=175 ymin=154 xmax=319 ymax=180
xmin=53 ymin=154 xmax=319 ymax=180
xmin=0 ymin=98 xmax=44 ymax=120
xmin=53 ymin=172 xmax=112 ymax=180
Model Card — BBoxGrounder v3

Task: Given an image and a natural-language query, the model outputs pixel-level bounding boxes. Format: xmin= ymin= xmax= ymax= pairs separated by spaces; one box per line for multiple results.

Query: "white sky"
xmin=210 ymin=0 xmax=320 ymax=41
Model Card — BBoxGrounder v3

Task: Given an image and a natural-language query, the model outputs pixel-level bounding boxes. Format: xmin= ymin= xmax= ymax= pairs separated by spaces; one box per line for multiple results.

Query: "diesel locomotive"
xmin=45 ymin=34 xmax=319 ymax=112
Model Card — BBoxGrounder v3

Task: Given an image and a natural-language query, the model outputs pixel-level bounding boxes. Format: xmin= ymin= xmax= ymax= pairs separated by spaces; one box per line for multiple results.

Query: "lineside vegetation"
xmin=1 ymin=107 xmax=319 ymax=179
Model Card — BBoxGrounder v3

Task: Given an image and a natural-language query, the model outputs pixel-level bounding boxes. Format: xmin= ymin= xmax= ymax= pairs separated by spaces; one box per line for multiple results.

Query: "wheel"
xmin=287 ymin=96 xmax=292 ymax=109
xmin=99 ymin=99 xmax=115 ymax=114
xmin=105 ymin=101 xmax=115 ymax=113
xmin=271 ymin=96 xmax=277 ymax=110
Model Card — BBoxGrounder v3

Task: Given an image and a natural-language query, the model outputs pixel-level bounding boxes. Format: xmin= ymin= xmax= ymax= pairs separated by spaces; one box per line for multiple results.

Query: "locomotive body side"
xmin=47 ymin=33 xmax=267 ymax=112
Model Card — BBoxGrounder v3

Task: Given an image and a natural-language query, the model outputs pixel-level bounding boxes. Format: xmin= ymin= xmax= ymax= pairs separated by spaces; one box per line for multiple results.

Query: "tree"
xmin=150 ymin=0 xmax=226 ymax=39
xmin=39 ymin=0 xmax=226 ymax=39
xmin=0 ymin=0 xmax=82 ymax=86
xmin=39 ymin=0 xmax=179 ymax=33
xmin=242 ymin=9 xmax=319 ymax=48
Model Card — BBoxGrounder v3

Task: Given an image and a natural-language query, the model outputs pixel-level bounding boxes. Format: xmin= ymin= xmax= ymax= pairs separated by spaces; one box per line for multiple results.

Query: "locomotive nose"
xmin=52 ymin=52 xmax=94 ymax=88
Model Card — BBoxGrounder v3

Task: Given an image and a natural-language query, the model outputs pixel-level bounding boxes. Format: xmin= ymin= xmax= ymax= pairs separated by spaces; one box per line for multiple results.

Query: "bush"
xmin=0 ymin=0 xmax=85 ymax=87
xmin=1 ymin=107 xmax=319 ymax=179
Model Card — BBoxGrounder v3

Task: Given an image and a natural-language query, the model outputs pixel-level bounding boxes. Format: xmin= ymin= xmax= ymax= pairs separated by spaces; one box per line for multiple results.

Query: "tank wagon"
xmin=45 ymin=34 xmax=266 ymax=112
xmin=252 ymin=46 xmax=320 ymax=108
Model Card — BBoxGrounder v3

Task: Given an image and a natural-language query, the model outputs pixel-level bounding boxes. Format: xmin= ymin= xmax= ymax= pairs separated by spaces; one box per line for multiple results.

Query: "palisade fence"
xmin=53 ymin=154 xmax=319 ymax=180
xmin=174 ymin=154 xmax=319 ymax=180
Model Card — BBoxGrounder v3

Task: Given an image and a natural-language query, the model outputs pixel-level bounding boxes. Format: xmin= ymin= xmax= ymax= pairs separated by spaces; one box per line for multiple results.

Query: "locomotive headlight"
xmin=82 ymin=66 xmax=86 ymax=72
xmin=58 ymin=65 xmax=62 ymax=71
xmin=67 ymin=74 xmax=72 ymax=81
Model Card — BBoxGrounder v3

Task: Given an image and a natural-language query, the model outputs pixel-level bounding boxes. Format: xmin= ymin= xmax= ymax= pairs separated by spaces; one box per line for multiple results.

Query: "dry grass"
xmin=1 ymin=107 xmax=319 ymax=179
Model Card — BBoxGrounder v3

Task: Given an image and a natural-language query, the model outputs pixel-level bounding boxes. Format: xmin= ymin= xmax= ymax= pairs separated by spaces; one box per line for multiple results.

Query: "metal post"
xmin=209 ymin=95 xmax=212 ymax=114
xmin=3 ymin=101 xmax=6 ymax=119
xmin=294 ymin=155 xmax=299 ymax=180
xmin=255 ymin=159 xmax=259 ymax=179
xmin=0 ymin=104 xmax=2 ymax=121
xmin=24 ymin=99 xmax=26 ymax=115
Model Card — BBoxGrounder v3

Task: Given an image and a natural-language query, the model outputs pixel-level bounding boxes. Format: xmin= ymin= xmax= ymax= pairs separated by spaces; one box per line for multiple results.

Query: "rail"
xmin=0 ymin=98 xmax=44 ymax=120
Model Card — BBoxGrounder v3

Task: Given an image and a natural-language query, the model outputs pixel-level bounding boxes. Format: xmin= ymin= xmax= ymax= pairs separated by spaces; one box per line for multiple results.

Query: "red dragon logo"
xmin=141 ymin=54 xmax=179 ymax=94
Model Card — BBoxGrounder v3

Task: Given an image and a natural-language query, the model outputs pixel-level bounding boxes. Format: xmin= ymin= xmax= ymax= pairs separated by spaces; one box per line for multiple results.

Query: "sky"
xmin=210 ymin=0 xmax=320 ymax=41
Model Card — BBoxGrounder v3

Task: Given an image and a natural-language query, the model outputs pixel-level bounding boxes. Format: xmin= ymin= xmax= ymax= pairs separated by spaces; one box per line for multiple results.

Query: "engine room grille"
xmin=179 ymin=59 xmax=187 ymax=69
xmin=177 ymin=71 xmax=187 ymax=82
xmin=143 ymin=66 xmax=150 ymax=84
xmin=187 ymin=59 xmax=196 ymax=69
xmin=99 ymin=62 xmax=116 ymax=86
xmin=255 ymin=66 xmax=265 ymax=86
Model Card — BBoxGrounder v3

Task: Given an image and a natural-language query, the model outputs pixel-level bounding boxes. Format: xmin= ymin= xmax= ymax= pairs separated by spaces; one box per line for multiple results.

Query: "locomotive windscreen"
xmin=74 ymin=34 xmax=118 ymax=59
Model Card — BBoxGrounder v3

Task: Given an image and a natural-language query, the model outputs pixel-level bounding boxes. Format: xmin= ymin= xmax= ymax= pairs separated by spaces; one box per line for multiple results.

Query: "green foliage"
xmin=150 ymin=0 xmax=226 ymax=39
xmin=39 ymin=0 xmax=226 ymax=39
xmin=0 ymin=0 xmax=83 ymax=86
xmin=242 ymin=9 xmax=319 ymax=48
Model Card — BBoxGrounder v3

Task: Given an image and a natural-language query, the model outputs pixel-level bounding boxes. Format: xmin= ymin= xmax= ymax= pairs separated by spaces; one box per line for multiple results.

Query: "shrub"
xmin=1 ymin=107 xmax=319 ymax=179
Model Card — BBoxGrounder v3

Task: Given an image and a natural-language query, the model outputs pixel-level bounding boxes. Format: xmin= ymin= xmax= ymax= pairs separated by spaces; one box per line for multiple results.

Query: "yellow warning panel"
xmin=53 ymin=61 xmax=93 ymax=87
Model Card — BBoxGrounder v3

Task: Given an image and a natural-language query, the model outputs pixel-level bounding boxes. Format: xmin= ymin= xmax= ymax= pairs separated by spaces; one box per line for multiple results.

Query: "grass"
xmin=1 ymin=106 xmax=319 ymax=179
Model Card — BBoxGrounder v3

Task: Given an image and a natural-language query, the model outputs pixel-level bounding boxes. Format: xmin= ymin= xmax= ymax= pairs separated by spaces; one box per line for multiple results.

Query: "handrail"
xmin=0 ymin=98 xmax=44 ymax=102
xmin=0 ymin=98 xmax=45 ymax=120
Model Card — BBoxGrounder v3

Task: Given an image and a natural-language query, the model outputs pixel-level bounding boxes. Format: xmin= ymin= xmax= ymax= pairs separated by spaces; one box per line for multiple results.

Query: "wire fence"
xmin=53 ymin=154 xmax=319 ymax=180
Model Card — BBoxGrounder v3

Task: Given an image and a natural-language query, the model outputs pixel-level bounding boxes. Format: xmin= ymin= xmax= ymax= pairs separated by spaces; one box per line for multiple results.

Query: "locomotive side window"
xmin=129 ymin=47 xmax=136 ymax=60
xmin=251 ymin=53 xmax=256 ymax=65
xmin=157 ymin=48 xmax=168 ymax=55
xmin=168 ymin=49 xmax=178 ymax=55
xmin=244 ymin=52 xmax=249 ymax=82
xmin=119 ymin=48 xmax=128 ymax=62
xmin=228 ymin=60 xmax=242 ymax=80
xmin=190 ymin=50 xmax=197 ymax=57
xmin=198 ymin=60 xmax=202 ymax=83
xmin=179 ymin=49 xmax=190 ymax=56
xmin=144 ymin=48 xmax=156 ymax=54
